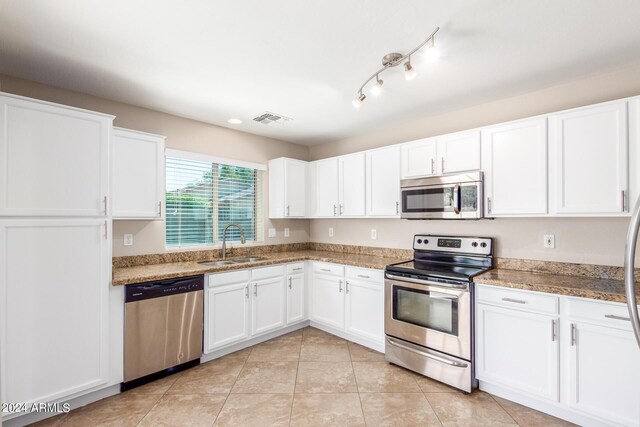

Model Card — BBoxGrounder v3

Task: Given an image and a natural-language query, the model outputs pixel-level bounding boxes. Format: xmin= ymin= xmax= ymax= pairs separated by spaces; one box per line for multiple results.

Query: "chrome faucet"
xmin=221 ymin=223 xmax=246 ymax=259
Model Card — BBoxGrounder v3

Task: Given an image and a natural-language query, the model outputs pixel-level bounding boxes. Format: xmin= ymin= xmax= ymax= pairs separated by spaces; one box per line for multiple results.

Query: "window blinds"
xmin=166 ymin=155 xmax=262 ymax=247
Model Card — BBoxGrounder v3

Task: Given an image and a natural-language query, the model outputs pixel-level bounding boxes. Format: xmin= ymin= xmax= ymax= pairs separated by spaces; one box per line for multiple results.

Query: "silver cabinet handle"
xmin=441 ymin=157 xmax=445 ymax=174
xmin=158 ymin=201 xmax=162 ymax=217
xmin=254 ymin=283 xmax=258 ymax=297
xmin=571 ymin=323 xmax=577 ymax=346
xmin=345 ymin=280 xmax=350 ymax=294
xmin=320 ymin=268 xmax=331 ymax=272
xmin=357 ymin=274 xmax=370 ymax=279
xmin=286 ymin=205 xmax=290 ymax=216
xmin=292 ymin=267 xmax=303 ymax=271
xmin=333 ymin=204 xmax=337 ymax=216
xmin=245 ymin=285 xmax=249 ymax=299
xmin=487 ymin=197 xmax=492 ymax=215
xmin=431 ymin=158 xmax=435 ymax=175
xmin=502 ymin=297 xmax=526 ymax=304
xmin=340 ymin=204 xmax=344 ymax=215
xmin=605 ymin=314 xmax=631 ymax=321
xmin=395 ymin=201 xmax=399 ymax=215
xmin=387 ymin=337 xmax=468 ymax=368
xmin=103 ymin=196 xmax=108 ymax=216
xmin=551 ymin=319 xmax=557 ymax=342
xmin=104 ymin=220 xmax=108 ymax=240
xmin=288 ymin=277 xmax=292 ymax=289
xmin=338 ymin=280 xmax=343 ymax=293
xmin=622 ymin=190 xmax=626 ymax=212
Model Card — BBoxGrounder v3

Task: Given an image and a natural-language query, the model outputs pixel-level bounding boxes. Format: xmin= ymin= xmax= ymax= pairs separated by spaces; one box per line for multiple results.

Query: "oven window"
xmin=392 ymin=285 xmax=459 ymax=335
xmin=402 ymin=187 xmax=453 ymax=212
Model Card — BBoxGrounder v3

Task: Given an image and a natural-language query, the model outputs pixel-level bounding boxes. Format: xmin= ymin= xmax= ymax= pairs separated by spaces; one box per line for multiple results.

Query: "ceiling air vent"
xmin=252 ymin=111 xmax=292 ymax=125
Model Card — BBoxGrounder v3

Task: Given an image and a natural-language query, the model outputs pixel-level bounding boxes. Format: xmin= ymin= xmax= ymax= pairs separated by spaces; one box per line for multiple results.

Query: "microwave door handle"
xmin=453 ymin=184 xmax=461 ymax=214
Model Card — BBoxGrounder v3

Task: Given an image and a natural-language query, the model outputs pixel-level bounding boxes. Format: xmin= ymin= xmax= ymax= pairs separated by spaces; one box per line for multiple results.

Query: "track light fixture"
xmin=352 ymin=27 xmax=439 ymax=108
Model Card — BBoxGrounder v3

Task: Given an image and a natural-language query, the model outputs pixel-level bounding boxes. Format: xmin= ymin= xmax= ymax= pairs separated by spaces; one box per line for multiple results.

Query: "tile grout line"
xmin=422 ymin=391 xmax=445 ymax=426
xmin=349 ymin=341 xmax=368 ymax=426
xmin=488 ymin=393 xmax=521 ymax=426
xmin=288 ymin=327 xmax=305 ymax=426
xmin=211 ymin=348 xmax=250 ymax=426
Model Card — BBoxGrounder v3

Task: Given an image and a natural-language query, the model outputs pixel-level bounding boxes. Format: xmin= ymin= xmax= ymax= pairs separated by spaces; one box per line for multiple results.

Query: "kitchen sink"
xmin=198 ymin=256 xmax=267 ymax=267
xmin=198 ymin=260 xmax=238 ymax=267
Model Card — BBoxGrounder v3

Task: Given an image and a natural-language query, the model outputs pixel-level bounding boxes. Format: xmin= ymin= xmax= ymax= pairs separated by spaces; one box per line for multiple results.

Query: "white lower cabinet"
xmin=205 ymin=264 xmax=303 ymax=353
xmin=476 ymin=284 xmax=640 ymax=426
xmin=476 ymin=303 xmax=559 ymax=401
xmin=310 ymin=264 xmax=384 ymax=349
xmin=251 ymin=276 xmax=286 ymax=335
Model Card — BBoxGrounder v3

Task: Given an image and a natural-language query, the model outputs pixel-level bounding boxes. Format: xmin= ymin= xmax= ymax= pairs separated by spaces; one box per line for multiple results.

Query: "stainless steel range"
xmin=384 ymin=234 xmax=493 ymax=393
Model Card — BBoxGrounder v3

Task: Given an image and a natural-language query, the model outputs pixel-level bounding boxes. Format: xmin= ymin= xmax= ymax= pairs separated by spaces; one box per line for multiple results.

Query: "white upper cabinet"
xmin=437 ymin=130 xmax=481 ymax=174
xmin=112 ymin=127 xmax=165 ymax=219
xmin=366 ymin=146 xmax=401 ymax=217
xmin=481 ymin=118 xmax=548 ymax=216
xmin=338 ymin=152 xmax=366 ymax=216
xmin=629 ymin=97 xmax=640 ymax=210
xmin=313 ymin=158 xmax=340 ymax=217
xmin=401 ymin=138 xmax=437 ymax=178
xmin=0 ymin=93 xmax=112 ymax=217
xmin=268 ymin=157 xmax=307 ymax=218
xmin=549 ymin=101 xmax=628 ymax=215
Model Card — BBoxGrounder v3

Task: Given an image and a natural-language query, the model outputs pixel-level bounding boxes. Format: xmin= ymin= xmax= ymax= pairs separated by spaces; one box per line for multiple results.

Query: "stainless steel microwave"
xmin=400 ymin=172 xmax=483 ymax=219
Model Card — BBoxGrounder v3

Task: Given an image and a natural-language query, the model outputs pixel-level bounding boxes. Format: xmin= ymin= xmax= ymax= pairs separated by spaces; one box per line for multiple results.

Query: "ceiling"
xmin=1 ymin=1 xmax=640 ymax=146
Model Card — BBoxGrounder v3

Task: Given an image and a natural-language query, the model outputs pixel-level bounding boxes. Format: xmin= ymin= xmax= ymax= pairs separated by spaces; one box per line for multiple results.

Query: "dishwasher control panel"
xmin=125 ymin=275 xmax=204 ymax=302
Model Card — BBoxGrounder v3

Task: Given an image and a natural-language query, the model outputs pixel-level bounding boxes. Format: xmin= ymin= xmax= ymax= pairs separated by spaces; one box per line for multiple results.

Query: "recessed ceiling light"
xmin=227 ymin=118 xmax=242 ymax=124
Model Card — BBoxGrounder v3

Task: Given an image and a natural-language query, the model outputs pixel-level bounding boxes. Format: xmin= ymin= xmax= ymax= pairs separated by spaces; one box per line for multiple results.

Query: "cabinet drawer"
xmin=287 ymin=263 xmax=305 ymax=275
xmin=476 ymin=285 xmax=558 ymax=315
xmin=345 ymin=266 xmax=383 ymax=283
xmin=313 ymin=262 xmax=344 ymax=277
xmin=567 ymin=297 xmax=636 ymax=330
xmin=251 ymin=265 xmax=285 ymax=280
xmin=208 ymin=269 xmax=250 ymax=287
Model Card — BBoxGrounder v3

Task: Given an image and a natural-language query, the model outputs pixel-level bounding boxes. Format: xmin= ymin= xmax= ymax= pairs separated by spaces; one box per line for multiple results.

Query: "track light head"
xmin=352 ymin=92 xmax=366 ymax=109
xmin=404 ymin=60 xmax=417 ymax=80
xmin=371 ymin=77 xmax=383 ymax=96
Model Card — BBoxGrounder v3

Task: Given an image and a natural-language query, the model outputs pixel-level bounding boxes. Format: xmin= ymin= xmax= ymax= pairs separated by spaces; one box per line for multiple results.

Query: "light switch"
xmin=124 ymin=234 xmax=133 ymax=246
xmin=371 ymin=229 xmax=377 ymax=240
xmin=268 ymin=228 xmax=276 ymax=238
xmin=284 ymin=228 xmax=290 ymax=237
xmin=329 ymin=227 xmax=334 ymax=237
xmin=544 ymin=234 xmax=555 ymax=249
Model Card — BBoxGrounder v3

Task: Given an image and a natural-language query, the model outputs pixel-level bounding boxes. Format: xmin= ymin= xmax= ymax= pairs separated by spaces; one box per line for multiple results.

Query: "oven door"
xmin=400 ymin=178 xmax=482 ymax=219
xmin=384 ymin=274 xmax=471 ymax=360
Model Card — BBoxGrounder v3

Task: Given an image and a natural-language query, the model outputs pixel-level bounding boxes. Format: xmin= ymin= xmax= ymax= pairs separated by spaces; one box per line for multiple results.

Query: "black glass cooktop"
xmin=386 ymin=259 xmax=490 ymax=281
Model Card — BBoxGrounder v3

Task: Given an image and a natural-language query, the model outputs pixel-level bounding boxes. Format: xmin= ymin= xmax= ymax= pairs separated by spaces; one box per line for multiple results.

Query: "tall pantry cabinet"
xmin=0 ymin=93 xmax=122 ymax=422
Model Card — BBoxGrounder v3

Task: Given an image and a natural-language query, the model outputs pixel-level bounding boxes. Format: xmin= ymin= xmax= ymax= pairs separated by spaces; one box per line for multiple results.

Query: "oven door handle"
xmin=452 ymin=183 xmax=461 ymax=214
xmin=385 ymin=273 xmax=468 ymax=291
xmin=386 ymin=337 xmax=469 ymax=368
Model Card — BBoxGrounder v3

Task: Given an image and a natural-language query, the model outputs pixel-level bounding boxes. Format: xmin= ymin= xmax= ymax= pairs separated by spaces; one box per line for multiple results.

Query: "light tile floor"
xmin=32 ymin=327 xmax=574 ymax=426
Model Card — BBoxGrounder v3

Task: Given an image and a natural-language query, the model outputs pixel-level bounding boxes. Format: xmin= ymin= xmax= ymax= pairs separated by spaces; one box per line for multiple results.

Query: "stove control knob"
xmin=417 ymin=239 xmax=423 ymax=244
xmin=480 ymin=242 xmax=487 ymax=248
xmin=424 ymin=239 xmax=429 ymax=244
xmin=471 ymin=242 xmax=478 ymax=247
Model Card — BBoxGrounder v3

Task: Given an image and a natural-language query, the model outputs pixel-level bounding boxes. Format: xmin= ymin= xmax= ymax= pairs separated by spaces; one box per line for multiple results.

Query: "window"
xmin=165 ymin=153 xmax=263 ymax=247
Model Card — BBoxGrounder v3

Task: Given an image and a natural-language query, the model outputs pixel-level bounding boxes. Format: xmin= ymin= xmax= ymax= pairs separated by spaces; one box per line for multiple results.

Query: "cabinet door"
xmin=568 ymin=321 xmax=640 ymax=425
xmin=401 ymin=138 xmax=437 ymax=178
xmin=284 ymin=159 xmax=307 ymax=217
xmin=437 ymin=130 xmax=481 ymax=174
xmin=345 ymin=279 xmax=384 ymax=344
xmin=482 ymin=118 xmax=547 ymax=216
xmin=0 ymin=219 xmax=110 ymax=409
xmin=112 ymin=128 xmax=165 ymax=219
xmin=205 ymin=282 xmax=250 ymax=352
xmin=339 ymin=153 xmax=366 ymax=216
xmin=252 ymin=276 xmax=286 ymax=336
xmin=314 ymin=158 xmax=339 ymax=217
xmin=366 ymin=146 xmax=401 ymax=217
xmin=549 ymin=101 xmax=628 ymax=215
xmin=476 ymin=304 xmax=559 ymax=401
xmin=311 ymin=274 xmax=345 ymax=329
xmin=629 ymin=97 xmax=640 ymax=211
xmin=0 ymin=95 xmax=111 ymax=216
xmin=287 ymin=274 xmax=305 ymax=324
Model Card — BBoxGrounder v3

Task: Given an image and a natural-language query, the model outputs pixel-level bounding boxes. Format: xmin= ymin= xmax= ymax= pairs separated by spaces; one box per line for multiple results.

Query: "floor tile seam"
xmin=421 ymin=390 xmax=446 ymax=426
xmin=487 ymin=393 xmax=520 ymax=426
xmin=132 ymin=393 xmax=164 ymax=427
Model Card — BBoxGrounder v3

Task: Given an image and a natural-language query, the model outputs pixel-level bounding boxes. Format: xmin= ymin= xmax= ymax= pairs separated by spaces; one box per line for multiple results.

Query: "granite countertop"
xmin=475 ymin=269 xmax=640 ymax=305
xmin=112 ymin=250 xmax=407 ymax=286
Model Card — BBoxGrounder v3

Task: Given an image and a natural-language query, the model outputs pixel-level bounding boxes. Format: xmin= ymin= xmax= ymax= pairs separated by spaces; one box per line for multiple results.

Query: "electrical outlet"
xmin=544 ymin=234 xmax=555 ymax=249
xmin=284 ymin=228 xmax=290 ymax=238
xmin=268 ymin=228 xmax=276 ymax=238
xmin=123 ymin=234 xmax=133 ymax=246
xmin=329 ymin=227 xmax=334 ymax=237
xmin=371 ymin=229 xmax=377 ymax=240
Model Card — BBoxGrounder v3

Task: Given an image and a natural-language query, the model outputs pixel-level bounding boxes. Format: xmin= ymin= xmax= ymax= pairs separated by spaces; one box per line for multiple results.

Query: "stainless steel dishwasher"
xmin=123 ymin=275 xmax=204 ymax=390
